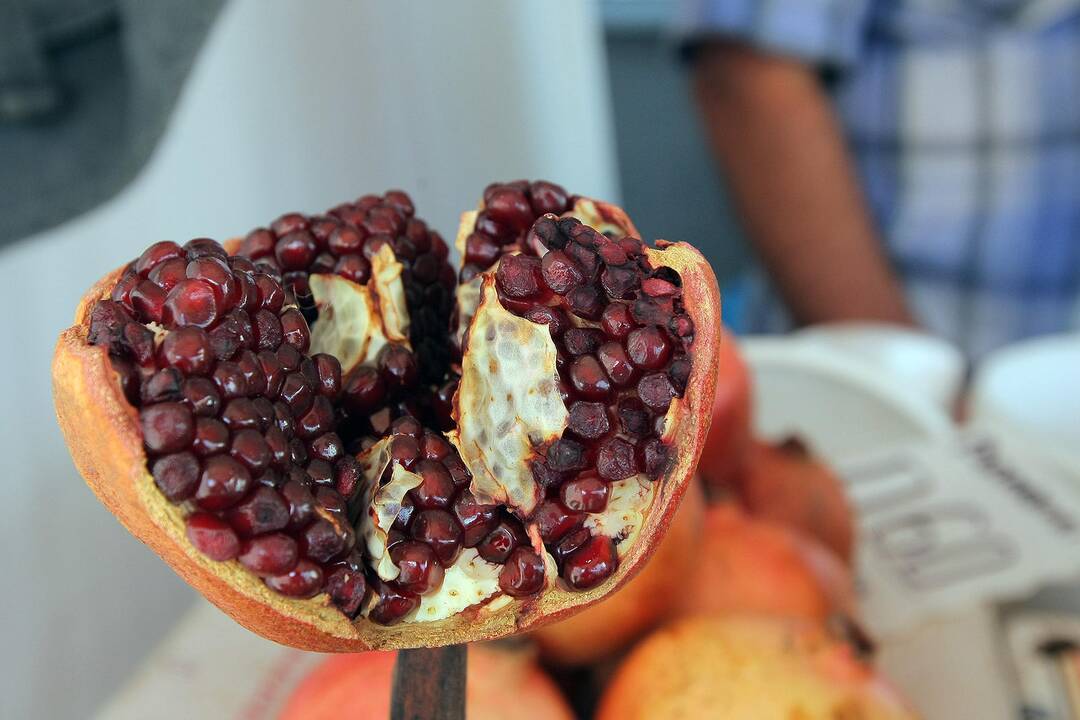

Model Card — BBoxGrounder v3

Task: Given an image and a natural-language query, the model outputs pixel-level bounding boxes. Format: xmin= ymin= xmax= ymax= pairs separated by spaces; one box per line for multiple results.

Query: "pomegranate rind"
xmin=53 ymin=225 xmax=719 ymax=651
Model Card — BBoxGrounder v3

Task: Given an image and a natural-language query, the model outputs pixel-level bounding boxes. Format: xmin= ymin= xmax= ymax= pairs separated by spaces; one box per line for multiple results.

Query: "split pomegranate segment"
xmin=60 ymin=182 xmax=720 ymax=648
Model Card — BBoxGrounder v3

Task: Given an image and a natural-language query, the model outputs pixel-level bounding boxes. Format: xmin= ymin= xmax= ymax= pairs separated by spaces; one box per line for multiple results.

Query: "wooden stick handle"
xmin=390 ymin=645 xmax=467 ymax=720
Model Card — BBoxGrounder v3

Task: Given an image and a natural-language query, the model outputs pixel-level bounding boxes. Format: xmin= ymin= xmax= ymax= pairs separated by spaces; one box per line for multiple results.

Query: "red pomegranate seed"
xmin=301 ymin=517 xmax=350 ymax=563
xmin=495 ymin=254 xmax=543 ymax=299
xmin=541 ymin=250 xmax=585 ymax=295
xmin=159 ymin=327 xmax=213 ymax=375
xmin=637 ymin=373 xmax=676 ymax=413
xmin=135 ymin=240 xmax=185 ymax=275
xmin=546 ymin=437 xmax=588 ymax=472
xmin=222 ymin=398 xmax=260 ymax=430
xmin=186 ymin=256 xmax=237 ymax=308
xmin=279 ymin=308 xmax=311 ymax=353
xmin=641 ymin=277 xmax=678 ymax=297
xmin=552 ymin=527 xmax=591 ymax=567
xmin=238 ymin=533 xmax=299 ymax=576
xmin=131 ymin=280 xmax=167 ymax=322
xmin=140 ymin=402 xmax=194 ymax=454
xmin=600 ymin=265 xmax=639 ymax=300
xmin=534 ymin=499 xmax=585 ymax=543
xmin=411 ymin=509 xmax=462 ymax=566
xmin=560 ymin=475 xmax=610 ymax=513
xmin=151 ymin=452 xmax=200 ymax=502
xmin=184 ymin=238 xmax=228 ymax=260
xmin=190 ymin=417 xmax=227 ymax=457
xmin=163 ymin=279 xmax=220 ymax=329
xmin=567 ymin=401 xmax=610 ymax=440
xmin=377 ymin=344 xmax=418 ymax=390
xmin=626 ymin=326 xmax=672 ymax=370
xmin=476 ymin=520 xmax=521 ymax=563
xmin=226 ymin=486 xmax=289 ymax=536
xmin=240 ymin=228 xmax=275 ymax=259
xmin=562 ymin=535 xmax=617 ymax=590
xmin=563 ymin=327 xmax=604 ymax=356
xmin=185 ymin=512 xmax=240 ymax=561
xmin=597 ymin=242 xmax=629 ymax=266
xmin=464 ymin=233 xmax=501 ymax=267
xmin=597 ymin=437 xmax=638 ymax=481
xmin=528 ymin=180 xmax=569 ymax=216
xmin=485 ymin=187 xmax=534 ymax=232
xmin=499 ymin=547 xmax=546 ymax=597
xmin=523 ymin=305 xmax=570 ymax=338
xmin=567 ymin=355 xmax=612 ymax=400
xmin=601 ymin=302 xmax=636 ymax=339
xmin=195 ymin=455 xmax=252 ymax=510
xmin=230 ymin=428 xmax=271 ymax=474
xmin=410 ymin=460 xmax=455 ymax=509
xmin=565 ymin=284 xmax=603 ymax=320
xmin=252 ymin=309 xmax=284 ymax=351
xmin=274 ymin=230 xmax=317 ymax=271
xmin=597 ymin=341 xmax=637 ymax=386
xmin=148 ymin=257 xmax=187 ymax=291
xmin=325 ymin=566 xmax=367 ymax=617
xmin=141 ymin=368 xmax=183 ymax=404
xmin=110 ymin=272 xmax=140 ymax=309
xmin=342 ymin=367 xmax=385 ymax=414
xmin=281 ymin=479 xmax=316 ymax=530
xmin=617 ymin=397 xmax=651 ymax=437
xmin=265 ymin=559 xmax=324 ymax=598
xmin=391 ymin=541 xmax=445 ymax=595
xmin=308 ymin=432 xmax=343 ymax=463
xmin=297 ymin=396 xmax=335 ymax=440
xmin=420 ymin=431 xmax=453 ymax=460
xmin=334 ymin=456 xmax=362 ymax=499
xmin=639 ymin=438 xmax=669 ymax=479
xmin=368 ymin=578 xmax=419 ymax=625
xmin=453 ymin=493 xmax=499 ymax=547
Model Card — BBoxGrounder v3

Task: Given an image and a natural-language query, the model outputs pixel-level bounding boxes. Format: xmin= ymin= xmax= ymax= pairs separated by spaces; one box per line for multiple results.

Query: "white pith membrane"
xmin=308 ymin=244 xmax=411 ymax=376
xmin=291 ymin=214 xmax=671 ymax=625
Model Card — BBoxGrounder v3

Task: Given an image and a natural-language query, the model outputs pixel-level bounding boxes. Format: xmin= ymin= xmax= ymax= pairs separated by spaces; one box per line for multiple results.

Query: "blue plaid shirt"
xmin=678 ymin=0 xmax=1080 ymax=358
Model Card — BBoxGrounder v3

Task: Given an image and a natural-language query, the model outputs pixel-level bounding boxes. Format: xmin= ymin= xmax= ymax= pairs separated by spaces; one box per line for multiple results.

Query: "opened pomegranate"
xmin=52 ymin=184 xmax=720 ymax=651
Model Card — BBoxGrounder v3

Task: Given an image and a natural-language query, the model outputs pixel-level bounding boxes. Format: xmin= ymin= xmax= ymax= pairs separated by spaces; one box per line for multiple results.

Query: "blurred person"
xmin=0 ymin=2 xmax=617 ymax=718
xmin=680 ymin=1 xmax=1080 ymax=358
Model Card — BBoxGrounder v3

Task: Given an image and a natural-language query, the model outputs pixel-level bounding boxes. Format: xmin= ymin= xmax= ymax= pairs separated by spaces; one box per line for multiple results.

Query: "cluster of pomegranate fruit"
xmin=54 ymin=183 xmax=720 ymax=650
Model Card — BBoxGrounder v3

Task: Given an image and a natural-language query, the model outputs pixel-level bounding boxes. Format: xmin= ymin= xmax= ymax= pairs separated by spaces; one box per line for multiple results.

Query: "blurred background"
xmin=3 ymin=1 xmax=1078 ymax=718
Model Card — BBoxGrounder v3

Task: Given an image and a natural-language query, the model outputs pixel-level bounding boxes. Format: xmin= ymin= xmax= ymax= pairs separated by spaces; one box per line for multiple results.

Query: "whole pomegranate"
xmin=682 ymin=503 xmax=855 ymax=621
xmin=596 ymin=615 xmax=917 ymax=720
xmin=696 ymin=326 xmax=752 ymax=494
xmin=530 ymin=479 xmax=705 ymax=666
xmin=732 ymin=436 xmax=855 ymax=564
xmin=52 ymin=184 xmax=722 ymax=651
xmin=279 ymin=645 xmax=573 ymax=720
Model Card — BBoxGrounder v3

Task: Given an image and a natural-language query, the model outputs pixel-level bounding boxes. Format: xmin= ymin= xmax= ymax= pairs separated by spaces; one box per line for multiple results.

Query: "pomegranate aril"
xmin=567 ymin=401 xmax=610 ymax=440
xmin=240 ymin=228 xmax=275 ymax=259
xmin=601 ymin=302 xmax=636 ymax=339
xmin=600 ymin=265 xmax=639 ymax=300
xmin=226 ymin=485 xmax=289 ymax=536
xmin=186 ymin=512 xmax=240 ymax=561
xmin=140 ymin=402 xmax=194 ymax=454
xmin=552 ymin=527 xmax=591 ymax=567
xmin=131 ymin=280 xmax=167 ymax=322
xmin=485 ymin=187 xmax=534 ymax=232
xmin=301 ymin=517 xmax=349 ymax=563
xmin=617 ymin=397 xmax=651 ymax=437
xmin=186 ymin=256 xmax=237 ymax=307
xmin=626 ymin=326 xmax=672 ymax=370
xmin=334 ymin=456 xmax=362 ymax=500
xmin=306 ymin=458 xmax=333 ymax=486
xmin=639 ymin=438 xmax=669 ymax=479
xmin=453 ymin=493 xmax=499 ymax=547
xmin=184 ymin=238 xmax=228 ymax=260
xmin=534 ymin=499 xmax=585 ymax=543
xmin=409 ymin=459 xmax=455 ymax=509
xmin=477 ymin=520 xmax=521 ymax=563
xmin=275 ymin=230 xmax=317 ymax=271
xmin=597 ymin=437 xmax=638 ymax=481
xmin=638 ymin=373 xmax=676 ymax=413
xmin=541 ymin=250 xmax=585 ymax=295
xmin=566 ymin=284 xmax=603 ymax=320
xmin=264 ymin=559 xmax=324 ymax=598
xmin=192 ymin=417 xmax=229 ymax=456
xmin=546 ymin=437 xmax=588 ymax=472
xmin=163 ymin=279 xmax=220 ymax=328
xmin=325 ymin=566 xmax=367 ymax=617
xmin=229 ymin=428 xmax=271 ymax=474
xmin=148 ymin=257 xmax=187 ymax=291
xmin=560 ymin=475 xmax=609 ymax=513
xmin=568 ymin=355 xmax=612 ymax=400
xmin=135 ymin=240 xmax=185 ymax=275
xmin=597 ymin=341 xmax=637 ymax=386
xmin=495 ymin=253 xmax=543 ymax=299
xmin=89 ymin=300 xmax=134 ymax=347
xmin=443 ymin=453 xmax=471 ymax=487
xmin=308 ymin=432 xmax=343 ymax=463
xmin=669 ymin=357 xmax=691 ymax=394
xmin=312 ymin=354 xmax=342 ymax=398
xmin=642 ymin=277 xmax=678 ymax=297
xmin=280 ymin=308 xmax=310 ymax=353
xmin=280 ymin=372 xmax=314 ymax=417
xmin=151 ymin=452 xmax=200 ymax=502
xmin=251 ymin=309 xmax=284 ymax=351
xmin=195 ymin=455 xmax=252 ymax=511
xmin=238 ymin=533 xmax=299 ymax=576
xmin=420 ymin=431 xmax=453 ymax=460
xmin=368 ymin=578 xmax=419 ymax=625
xmin=160 ymin=327 xmax=213 ymax=375
xmin=141 ymin=368 xmax=183 ymax=404
xmin=377 ymin=343 xmax=418 ymax=391
xmin=391 ymin=415 xmax=422 ymax=437
xmin=222 ymin=398 xmax=260 ymax=430
xmin=528 ymin=180 xmax=569 ymax=216
xmin=391 ymin=541 xmax=445 ymax=595
xmin=562 ymin=535 xmax=617 ymax=590
xmin=342 ymin=367 xmax=385 ymax=413
xmin=523 ymin=305 xmax=570 ymax=338
xmin=411 ymin=509 xmax=462 ymax=566
xmin=281 ymin=478 xmax=316 ymax=529
xmin=499 ymin=547 xmax=546 ymax=597
xmin=110 ymin=272 xmax=139 ymax=309
xmin=563 ymin=327 xmax=604 ymax=356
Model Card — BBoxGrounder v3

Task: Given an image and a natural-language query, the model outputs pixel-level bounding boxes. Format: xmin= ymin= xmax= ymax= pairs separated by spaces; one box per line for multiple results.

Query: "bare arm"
xmin=692 ymin=41 xmax=913 ymax=326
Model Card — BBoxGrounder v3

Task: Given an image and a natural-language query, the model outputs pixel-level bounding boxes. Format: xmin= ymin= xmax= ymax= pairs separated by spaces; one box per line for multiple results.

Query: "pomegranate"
xmin=682 ymin=503 xmax=855 ymax=621
xmin=280 ymin=645 xmax=574 ymax=720
xmin=732 ymin=436 xmax=855 ymax=564
xmin=696 ymin=326 xmax=752 ymax=495
xmin=52 ymin=185 xmax=720 ymax=651
xmin=596 ymin=615 xmax=917 ymax=720
xmin=530 ymin=480 xmax=705 ymax=666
